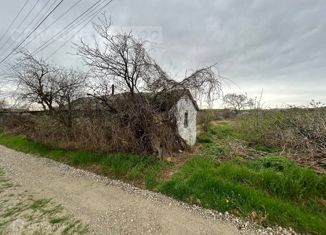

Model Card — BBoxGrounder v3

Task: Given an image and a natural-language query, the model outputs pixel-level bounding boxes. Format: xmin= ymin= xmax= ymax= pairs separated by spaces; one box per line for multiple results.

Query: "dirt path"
xmin=0 ymin=145 xmax=257 ymax=235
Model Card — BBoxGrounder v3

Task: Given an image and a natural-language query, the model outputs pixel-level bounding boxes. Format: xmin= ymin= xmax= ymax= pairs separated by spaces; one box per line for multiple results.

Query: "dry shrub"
xmin=105 ymin=96 xmax=187 ymax=156
xmin=276 ymin=108 xmax=326 ymax=170
xmin=2 ymin=95 xmax=187 ymax=158
xmin=225 ymin=140 xmax=251 ymax=158
xmin=197 ymin=110 xmax=214 ymax=131
xmin=235 ymin=104 xmax=326 ymax=171
xmin=23 ymin=115 xmax=70 ymax=147
xmin=1 ymin=113 xmax=36 ymax=136
xmin=70 ymin=117 xmax=139 ymax=153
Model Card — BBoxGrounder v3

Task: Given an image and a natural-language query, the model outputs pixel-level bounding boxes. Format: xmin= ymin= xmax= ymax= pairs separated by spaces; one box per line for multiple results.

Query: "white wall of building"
xmin=175 ymin=96 xmax=197 ymax=146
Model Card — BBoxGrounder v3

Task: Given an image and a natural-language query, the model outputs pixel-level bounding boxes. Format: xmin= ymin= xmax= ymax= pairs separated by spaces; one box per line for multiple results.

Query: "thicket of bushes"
xmin=234 ymin=106 xmax=326 ymax=171
xmin=2 ymin=110 xmax=182 ymax=157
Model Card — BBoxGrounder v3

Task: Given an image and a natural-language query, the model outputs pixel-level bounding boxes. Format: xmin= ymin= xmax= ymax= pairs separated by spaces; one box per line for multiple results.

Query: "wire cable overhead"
xmin=24 ymin=0 xmax=84 ymax=49
xmin=47 ymin=0 xmax=113 ymax=60
xmin=0 ymin=0 xmax=55 ymax=56
xmin=0 ymin=0 xmax=65 ymax=64
xmin=0 ymin=0 xmax=31 ymax=49
xmin=32 ymin=0 xmax=107 ymax=56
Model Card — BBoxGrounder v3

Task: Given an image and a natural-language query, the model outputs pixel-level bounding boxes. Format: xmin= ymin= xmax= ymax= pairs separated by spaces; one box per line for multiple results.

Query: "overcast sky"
xmin=0 ymin=0 xmax=325 ymax=108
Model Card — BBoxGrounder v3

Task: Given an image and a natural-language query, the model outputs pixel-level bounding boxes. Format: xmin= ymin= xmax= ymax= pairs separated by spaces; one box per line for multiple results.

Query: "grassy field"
xmin=159 ymin=156 xmax=326 ymax=234
xmin=0 ymin=125 xmax=325 ymax=234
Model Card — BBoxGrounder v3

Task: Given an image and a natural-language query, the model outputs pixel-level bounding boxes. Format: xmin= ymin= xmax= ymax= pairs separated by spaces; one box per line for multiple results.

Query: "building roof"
xmin=150 ymin=89 xmax=199 ymax=111
xmin=71 ymin=90 xmax=199 ymax=112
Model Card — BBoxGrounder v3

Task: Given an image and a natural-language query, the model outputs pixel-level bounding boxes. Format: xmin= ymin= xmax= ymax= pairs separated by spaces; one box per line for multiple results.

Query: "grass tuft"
xmin=30 ymin=199 xmax=51 ymax=210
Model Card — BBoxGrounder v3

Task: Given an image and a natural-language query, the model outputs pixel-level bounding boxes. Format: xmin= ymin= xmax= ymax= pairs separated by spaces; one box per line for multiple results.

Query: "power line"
xmin=36 ymin=0 xmax=85 ymax=39
xmin=26 ymin=1 xmax=53 ymax=30
xmin=0 ymin=0 xmax=31 ymax=48
xmin=24 ymin=0 xmax=84 ymax=49
xmin=31 ymin=0 xmax=106 ymax=56
xmin=32 ymin=0 xmax=106 ymax=55
xmin=24 ymin=0 xmax=57 ymax=33
xmin=0 ymin=0 xmax=55 ymax=56
xmin=0 ymin=62 xmax=11 ymax=76
xmin=47 ymin=0 xmax=113 ymax=60
xmin=0 ymin=0 xmax=41 ymax=54
xmin=14 ymin=0 xmax=42 ymax=32
xmin=0 ymin=0 xmax=65 ymax=65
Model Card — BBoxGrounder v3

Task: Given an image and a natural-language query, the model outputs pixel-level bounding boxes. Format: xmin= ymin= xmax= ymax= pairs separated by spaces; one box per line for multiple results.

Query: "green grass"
xmin=158 ymin=156 xmax=326 ymax=234
xmin=253 ymin=144 xmax=281 ymax=153
xmin=208 ymin=123 xmax=236 ymax=139
xmin=216 ymin=157 xmax=326 ymax=202
xmin=198 ymin=123 xmax=238 ymax=157
xmin=0 ymin=133 xmax=167 ymax=187
xmin=206 ymin=122 xmax=282 ymax=154
xmin=196 ymin=133 xmax=213 ymax=143
xmin=30 ymin=199 xmax=51 ymax=210
xmin=201 ymin=144 xmax=225 ymax=155
xmin=49 ymin=216 xmax=69 ymax=224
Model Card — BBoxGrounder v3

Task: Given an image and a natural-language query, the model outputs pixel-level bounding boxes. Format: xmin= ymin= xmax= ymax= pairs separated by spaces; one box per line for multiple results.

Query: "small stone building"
xmin=166 ymin=91 xmax=199 ymax=146
xmin=137 ymin=89 xmax=199 ymax=146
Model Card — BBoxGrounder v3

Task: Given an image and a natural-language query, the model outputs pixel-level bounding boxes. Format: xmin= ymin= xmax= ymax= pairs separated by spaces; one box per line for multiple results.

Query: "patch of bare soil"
xmin=0 ymin=170 xmax=90 ymax=235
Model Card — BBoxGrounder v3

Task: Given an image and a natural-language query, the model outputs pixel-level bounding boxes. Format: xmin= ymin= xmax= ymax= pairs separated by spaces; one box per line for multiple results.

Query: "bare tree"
xmin=0 ymin=90 xmax=6 ymax=109
xmin=0 ymin=100 xmax=4 ymax=109
xmin=223 ymin=93 xmax=251 ymax=114
xmin=143 ymin=62 xmax=221 ymax=106
xmin=77 ymin=15 xmax=221 ymax=109
xmin=77 ymin=16 xmax=151 ymax=98
xmin=55 ymin=69 xmax=87 ymax=128
xmin=76 ymin=15 xmax=222 ymax=154
xmin=10 ymin=51 xmax=58 ymax=112
xmin=247 ymin=97 xmax=256 ymax=110
xmin=9 ymin=51 xmax=86 ymax=129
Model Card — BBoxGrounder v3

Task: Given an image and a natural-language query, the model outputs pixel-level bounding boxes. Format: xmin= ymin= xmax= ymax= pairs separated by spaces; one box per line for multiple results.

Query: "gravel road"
xmin=0 ymin=145 xmax=291 ymax=235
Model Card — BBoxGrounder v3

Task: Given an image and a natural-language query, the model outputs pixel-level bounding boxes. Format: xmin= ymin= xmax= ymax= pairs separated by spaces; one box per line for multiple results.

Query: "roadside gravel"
xmin=0 ymin=145 xmax=297 ymax=235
